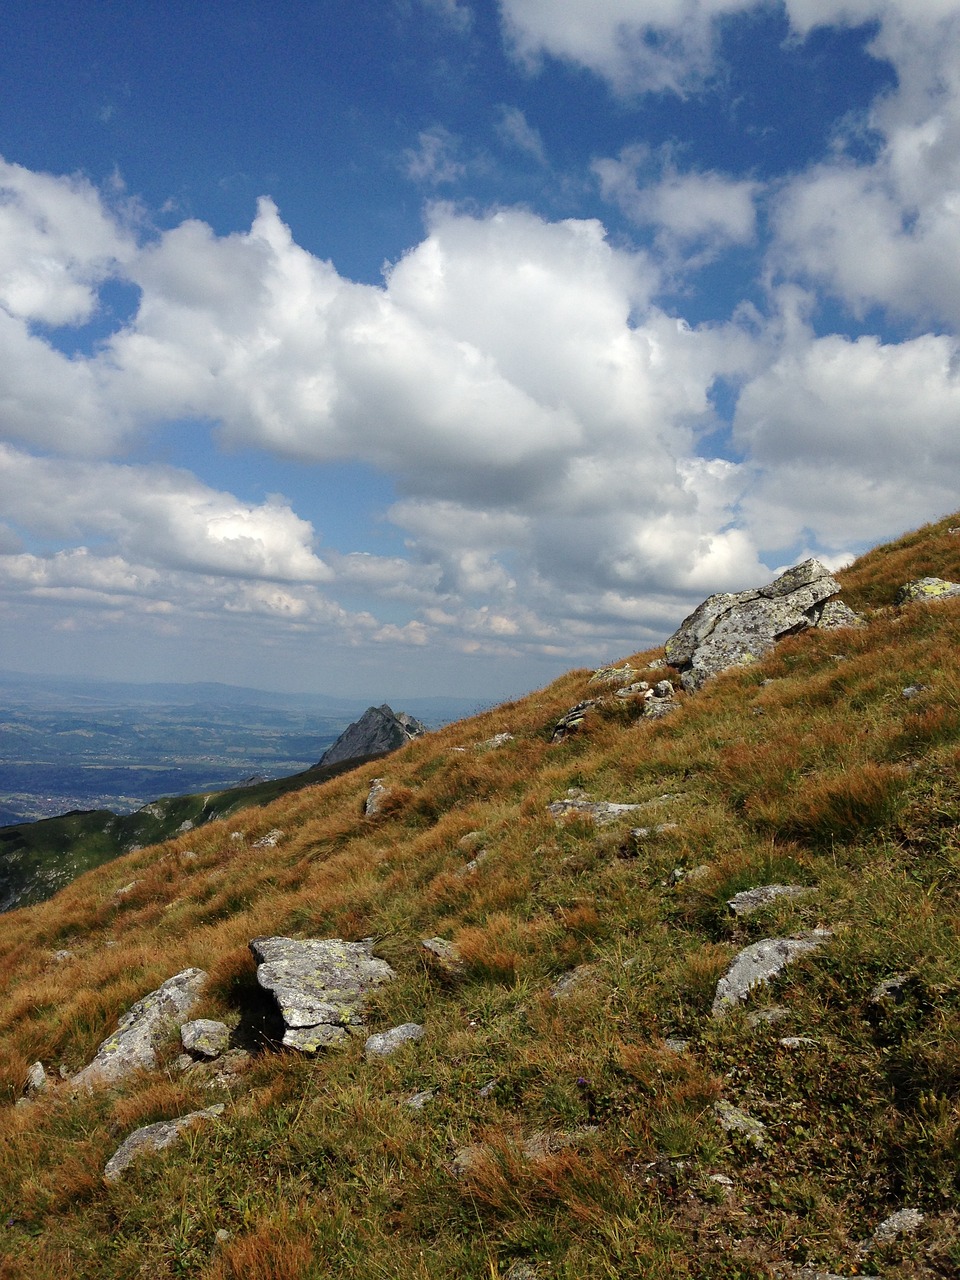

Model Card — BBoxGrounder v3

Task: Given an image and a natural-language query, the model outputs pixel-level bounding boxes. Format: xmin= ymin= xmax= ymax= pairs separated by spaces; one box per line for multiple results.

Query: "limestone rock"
xmin=871 ymin=1207 xmax=924 ymax=1244
xmin=364 ymin=778 xmax=390 ymax=817
xmin=727 ymin=884 xmax=812 ymax=917
xmin=252 ymin=828 xmax=283 ymax=848
xmin=896 ymin=577 xmax=960 ymax=605
xmin=420 ymin=937 xmax=463 ymax=975
xmin=711 ymin=931 xmax=832 ymax=1018
xmin=24 ymin=1062 xmax=47 ymax=1097
xmin=180 ymin=1019 xmax=231 ymax=1059
xmin=665 ymin=559 xmax=841 ymax=692
xmin=318 ymin=705 xmax=426 ymax=767
xmin=72 ymin=967 xmax=208 ymax=1089
xmin=103 ymin=1104 xmax=224 ymax=1182
xmin=548 ymin=793 xmax=643 ymax=826
xmin=364 ymin=1022 xmax=424 ymax=1059
xmin=550 ymin=699 xmax=596 ymax=743
xmin=589 ymin=664 xmax=638 ymax=686
xmin=713 ymin=1100 xmax=767 ymax=1149
xmin=249 ymin=936 xmax=396 ymax=1052
xmin=403 ymin=1089 xmax=436 ymax=1110
xmin=817 ymin=600 xmax=864 ymax=629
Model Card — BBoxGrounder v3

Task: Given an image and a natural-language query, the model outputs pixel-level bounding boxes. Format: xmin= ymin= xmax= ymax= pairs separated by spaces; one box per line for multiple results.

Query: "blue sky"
xmin=1 ymin=1 xmax=959 ymax=699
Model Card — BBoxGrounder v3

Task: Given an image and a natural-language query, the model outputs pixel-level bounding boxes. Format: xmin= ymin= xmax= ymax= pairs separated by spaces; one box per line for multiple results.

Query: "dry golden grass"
xmin=0 ymin=515 xmax=958 ymax=1276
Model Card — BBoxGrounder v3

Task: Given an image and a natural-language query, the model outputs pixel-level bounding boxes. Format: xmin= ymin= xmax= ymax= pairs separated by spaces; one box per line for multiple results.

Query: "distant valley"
xmin=0 ymin=671 xmax=480 ymax=825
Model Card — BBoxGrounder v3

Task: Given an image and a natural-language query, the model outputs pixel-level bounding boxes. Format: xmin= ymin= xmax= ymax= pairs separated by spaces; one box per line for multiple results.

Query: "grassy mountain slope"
xmin=0 ymin=755 xmax=384 ymax=914
xmin=0 ymin=516 xmax=959 ymax=1278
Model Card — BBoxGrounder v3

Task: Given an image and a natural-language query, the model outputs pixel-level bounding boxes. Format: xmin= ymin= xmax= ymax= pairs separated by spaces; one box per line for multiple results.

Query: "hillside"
xmin=0 ymin=516 xmax=959 ymax=1278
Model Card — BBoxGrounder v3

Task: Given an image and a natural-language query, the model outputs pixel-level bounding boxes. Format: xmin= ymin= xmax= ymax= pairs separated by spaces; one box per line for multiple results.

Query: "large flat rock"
xmin=249 ymin=936 xmax=396 ymax=1052
xmin=665 ymin=559 xmax=841 ymax=691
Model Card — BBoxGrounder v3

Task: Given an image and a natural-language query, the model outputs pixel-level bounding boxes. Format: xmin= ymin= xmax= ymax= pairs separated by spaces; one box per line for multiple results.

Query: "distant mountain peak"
xmin=316 ymin=704 xmax=426 ymax=768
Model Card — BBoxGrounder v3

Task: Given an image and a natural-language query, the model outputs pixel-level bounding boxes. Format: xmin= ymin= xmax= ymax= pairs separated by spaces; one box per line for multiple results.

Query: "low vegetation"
xmin=0 ymin=516 xmax=959 ymax=1277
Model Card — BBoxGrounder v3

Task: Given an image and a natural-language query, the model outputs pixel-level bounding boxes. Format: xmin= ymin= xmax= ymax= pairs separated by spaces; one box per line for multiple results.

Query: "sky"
xmin=1 ymin=1 xmax=959 ymax=700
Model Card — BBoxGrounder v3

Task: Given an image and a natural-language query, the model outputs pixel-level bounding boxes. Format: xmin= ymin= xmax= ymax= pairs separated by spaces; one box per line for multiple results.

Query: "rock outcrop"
xmin=896 ymin=576 xmax=960 ymax=604
xmin=317 ymin=704 xmax=426 ymax=767
xmin=665 ymin=559 xmax=841 ymax=691
xmin=249 ymin=936 xmax=396 ymax=1051
xmin=72 ymin=968 xmax=208 ymax=1089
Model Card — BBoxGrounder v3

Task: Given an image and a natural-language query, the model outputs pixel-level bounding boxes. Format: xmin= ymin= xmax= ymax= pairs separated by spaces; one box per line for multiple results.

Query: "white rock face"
xmin=249 ymin=936 xmax=396 ymax=1052
xmin=711 ymin=931 xmax=833 ymax=1017
xmin=72 ymin=968 xmax=208 ymax=1089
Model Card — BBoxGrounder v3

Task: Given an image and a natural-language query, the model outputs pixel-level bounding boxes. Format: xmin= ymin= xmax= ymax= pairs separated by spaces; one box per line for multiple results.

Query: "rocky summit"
xmin=1 ymin=514 xmax=959 ymax=1279
xmin=317 ymin=703 xmax=427 ymax=767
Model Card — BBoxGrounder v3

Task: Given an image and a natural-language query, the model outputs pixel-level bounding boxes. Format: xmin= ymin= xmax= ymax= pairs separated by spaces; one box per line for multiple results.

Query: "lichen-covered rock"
xmin=665 ymin=559 xmax=841 ymax=692
xmin=249 ymin=937 xmax=395 ymax=1052
xmin=711 ymin=931 xmax=832 ymax=1017
xmin=896 ymin=577 xmax=960 ymax=605
xmin=103 ymin=1104 xmax=224 ymax=1182
xmin=72 ymin=967 xmax=208 ymax=1089
xmin=727 ymin=884 xmax=812 ymax=917
xmin=871 ymin=1207 xmax=924 ymax=1244
xmin=588 ymin=665 xmax=638 ymax=686
xmin=180 ymin=1019 xmax=231 ymax=1059
xmin=713 ymin=1100 xmax=768 ymax=1149
xmin=817 ymin=600 xmax=864 ymax=629
xmin=364 ymin=1022 xmax=424 ymax=1059
xmin=420 ymin=937 xmax=463 ymax=975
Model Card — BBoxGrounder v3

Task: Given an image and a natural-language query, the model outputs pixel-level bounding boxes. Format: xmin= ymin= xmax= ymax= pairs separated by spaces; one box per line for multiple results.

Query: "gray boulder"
xmin=72 ymin=967 xmax=208 ymax=1089
xmin=249 ymin=936 xmax=396 ymax=1052
xmin=711 ymin=931 xmax=832 ymax=1017
xmin=665 ymin=559 xmax=841 ymax=692
xmin=103 ymin=1104 xmax=224 ymax=1182
xmin=318 ymin=704 xmax=426 ymax=767
xmin=896 ymin=576 xmax=960 ymax=604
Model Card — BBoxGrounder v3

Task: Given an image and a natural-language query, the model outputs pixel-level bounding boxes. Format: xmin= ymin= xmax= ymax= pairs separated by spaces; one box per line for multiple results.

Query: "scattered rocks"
xmin=713 ymin=1100 xmax=768 ymax=1149
xmin=103 ymin=1104 xmax=224 ymax=1182
xmin=72 ymin=967 xmax=208 ymax=1089
xmin=615 ymin=681 xmax=650 ymax=698
xmin=641 ymin=681 xmax=679 ymax=718
xmin=476 ymin=732 xmax=514 ymax=750
xmin=180 ymin=1019 xmax=231 ymax=1059
xmin=727 ymin=884 xmax=812 ymax=917
xmin=364 ymin=779 xmax=390 ymax=817
xmin=896 ymin=577 xmax=960 ymax=605
xmin=249 ymin=936 xmax=395 ymax=1052
xmin=252 ymin=829 xmax=283 ymax=848
xmin=665 ymin=559 xmax=841 ymax=692
xmin=551 ymin=699 xmax=596 ymax=743
xmin=871 ymin=1207 xmax=924 ymax=1245
xmin=364 ymin=1023 xmax=424 ymax=1059
xmin=711 ymin=931 xmax=833 ymax=1018
xmin=548 ymin=793 xmax=644 ymax=826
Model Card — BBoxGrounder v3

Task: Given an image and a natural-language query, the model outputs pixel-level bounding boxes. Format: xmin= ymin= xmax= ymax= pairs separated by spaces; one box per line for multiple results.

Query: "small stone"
xmin=476 ymin=732 xmax=513 ymax=750
xmin=707 ymin=1173 xmax=734 ymax=1187
xmin=589 ymin=664 xmax=638 ymax=686
xmin=478 ymin=1078 xmax=498 ymax=1098
xmin=364 ymin=1023 xmax=425 ymax=1059
xmin=457 ymin=831 xmax=484 ymax=852
xmin=180 ymin=1019 xmax=231 ymax=1059
xmin=457 ymin=850 xmax=489 ymax=876
xmin=103 ymin=1104 xmax=224 ymax=1182
xmin=403 ymin=1089 xmax=436 ymax=1111
xmin=778 ymin=1036 xmax=818 ymax=1049
xmin=180 ymin=850 xmax=198 ymax=863
xmin=548 ymin=796 xmax=644 ymax=826
xmin=901 ymin=684 xmax=926 ymax=699
xmin=24 ymin=1063 xmax=47 ymax=1097
xmin=175 ymin=1054 xmax=194 ymax=1072
xmin=550 ymin=700 xmax=597 ymax=743
xmin=450 ymin=1144 xmax=484 ymax=1177
xmin=214 ymin=1229 xmax=232 ymax=1246
xmin=872 ymin=1207 xmax=924 ymax=1244
xmin=420 ymin=937 xmax=463 ymax=974
xmin=747 ymin=1006 xmax=790 ymax=1027
xmin=252 ymin=828 xmax=283 ymax=848
xmin=713 ymin=1100 xmax=767 ymax=1149
xmin=615 ymin=681 xmax=650 ymax=698
xmin=52 ymin=949 xmax=74 ymax=963
xmin=664 ymin=1038 xmax=689 ymax=1054
xmin=869 ymin=973 xmax=908 ymax=1003
xmin=549 ymin=964 xmax=597 ymax=998
xmin=114 ymin=881 xmax=139 ymax=898
xmin=229 ymin=832 xmax=244 ymax=841
xmin=727 ymin=884 xmax=811 ymax=917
